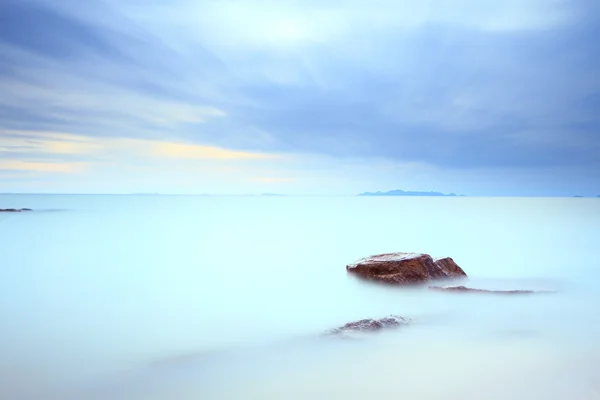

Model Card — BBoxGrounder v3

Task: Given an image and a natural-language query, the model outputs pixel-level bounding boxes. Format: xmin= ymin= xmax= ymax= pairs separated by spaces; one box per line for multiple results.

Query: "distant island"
xmin=358 ymin=189 xmax=459 ymax=197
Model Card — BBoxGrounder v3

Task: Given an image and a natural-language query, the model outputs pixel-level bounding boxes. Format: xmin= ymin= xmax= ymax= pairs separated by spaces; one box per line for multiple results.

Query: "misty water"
xmin=1 ymin=195 xmax=600 ymax=399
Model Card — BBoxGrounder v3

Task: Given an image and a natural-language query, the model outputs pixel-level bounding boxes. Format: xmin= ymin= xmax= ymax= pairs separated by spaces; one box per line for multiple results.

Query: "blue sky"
xmin=0 ymin=0 xmax=599 ymax=195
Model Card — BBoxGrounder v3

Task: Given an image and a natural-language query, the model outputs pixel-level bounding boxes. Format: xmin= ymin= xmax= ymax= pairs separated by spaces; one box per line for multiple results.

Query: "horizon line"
xmin=1 ymin=192 xmax=599 ymax=198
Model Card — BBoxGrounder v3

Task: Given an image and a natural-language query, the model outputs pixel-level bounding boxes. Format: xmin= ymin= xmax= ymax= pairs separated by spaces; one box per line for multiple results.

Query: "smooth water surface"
xmin=1 ymin=195 xmax=599 ymax=399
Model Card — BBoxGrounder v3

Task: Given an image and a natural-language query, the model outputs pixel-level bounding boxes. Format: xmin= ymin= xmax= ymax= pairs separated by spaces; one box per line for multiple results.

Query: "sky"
xmin=0 ymin=0 xmax=599 ymax=196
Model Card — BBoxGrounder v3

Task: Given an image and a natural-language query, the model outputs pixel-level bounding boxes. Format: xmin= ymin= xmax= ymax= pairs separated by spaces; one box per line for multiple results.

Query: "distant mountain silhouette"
xmin=358 ymin=189 xmax=459 ymax=197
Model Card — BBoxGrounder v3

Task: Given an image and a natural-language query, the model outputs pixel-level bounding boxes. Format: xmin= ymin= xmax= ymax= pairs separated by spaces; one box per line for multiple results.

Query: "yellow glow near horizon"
xmin=44 ymin=140 xmax=101 ymax=155
xmin=1 ymin=130 xmax=99 ymax=155
xmin=150 ymin=142 xmax=281 ymax=160
xmin=1 ymin=129 xmax=284 ymax=162
xmin=0 ymin=160 xmax=87 ymax=173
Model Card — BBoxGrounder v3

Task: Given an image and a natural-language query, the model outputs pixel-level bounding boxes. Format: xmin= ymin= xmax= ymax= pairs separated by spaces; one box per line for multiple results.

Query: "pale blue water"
xmin=1 ymin=195 xmax=599 ymax=399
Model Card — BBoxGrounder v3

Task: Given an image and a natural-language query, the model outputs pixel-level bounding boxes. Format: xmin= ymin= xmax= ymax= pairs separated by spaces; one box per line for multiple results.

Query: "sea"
xmin=1 ymin=194 xmax=599 ymax=400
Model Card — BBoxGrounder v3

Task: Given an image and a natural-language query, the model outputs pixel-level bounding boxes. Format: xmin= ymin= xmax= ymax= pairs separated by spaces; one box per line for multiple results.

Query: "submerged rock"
xmin=0 ymin=208 xmax=32 ymax=212
xmin=346 ymin=252 xmax=467 ymax=285
xmin=324 ymin=315 xmax=410 ymax=337
xmin=428 ymin=285 xmax=553 ymax=295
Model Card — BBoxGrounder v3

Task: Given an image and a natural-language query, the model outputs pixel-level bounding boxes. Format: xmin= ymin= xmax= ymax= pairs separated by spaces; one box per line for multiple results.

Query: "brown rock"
xmin=346 ymin=252 xmax=467 ymax=285
xmin=324 ymin=315 xmax=410 ymax=337
xmin=428 ymin=285 xmax=553 ymax=295
xmin=432 ymin=257 xmax=465 ymax=278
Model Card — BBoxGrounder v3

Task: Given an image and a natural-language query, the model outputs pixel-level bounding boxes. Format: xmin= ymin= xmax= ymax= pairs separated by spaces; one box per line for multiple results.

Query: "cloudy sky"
xmin=0 ymin=0 xmax=598 ymax=195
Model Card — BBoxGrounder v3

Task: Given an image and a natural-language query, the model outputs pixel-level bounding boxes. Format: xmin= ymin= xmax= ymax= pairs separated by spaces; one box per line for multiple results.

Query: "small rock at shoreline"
xmin=0 ymin=208 xmax=33 ymax=212
xmin=324 ymin=315 xmax=410 ymax=337
xmin=428 ymin=285 xmax=553 ymax=295
xmin=346 ymin=252 xmax=467 ymax=285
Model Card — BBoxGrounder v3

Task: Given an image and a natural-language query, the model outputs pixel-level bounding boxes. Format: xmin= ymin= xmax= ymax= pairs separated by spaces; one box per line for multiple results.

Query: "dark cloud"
xmin=184 ymin=22 xmax=600 ymax=169
xmin=0 ymin=0 xmax=233 ymax=108
xmin=0 ymin=0 xmax=126 ymax=60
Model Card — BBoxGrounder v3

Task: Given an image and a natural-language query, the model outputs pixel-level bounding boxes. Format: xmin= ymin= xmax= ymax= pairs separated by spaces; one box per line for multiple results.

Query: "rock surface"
xmin=324 ymin=315 xmax=410 ymax=337
xmin=0 ymin=208 xmax=32 ymax=212
xmin=428 ymin=285 xmax=552 ymax=295
xmin=346 ymin=252 xmax=467 ymax=285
